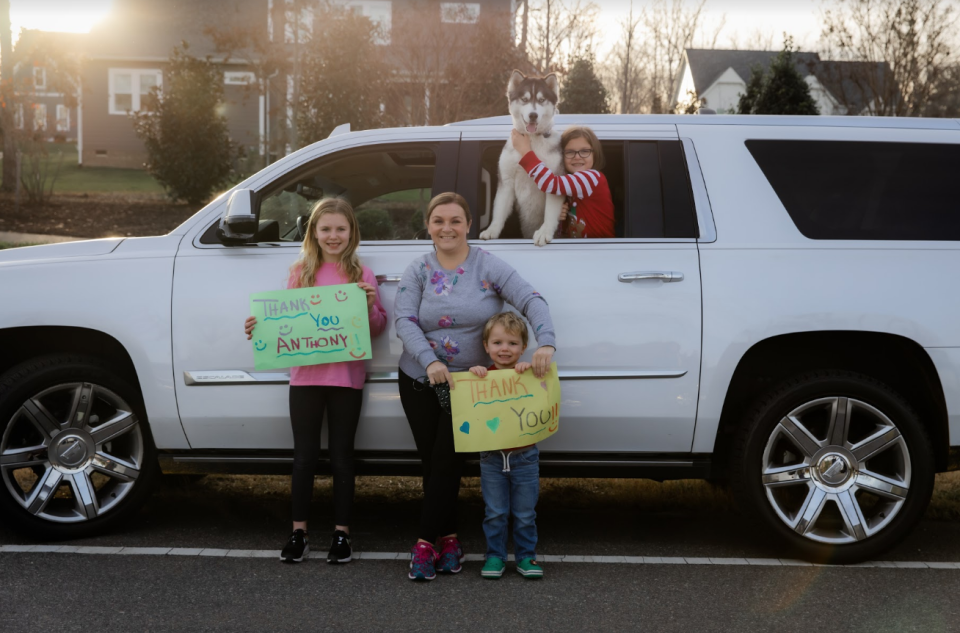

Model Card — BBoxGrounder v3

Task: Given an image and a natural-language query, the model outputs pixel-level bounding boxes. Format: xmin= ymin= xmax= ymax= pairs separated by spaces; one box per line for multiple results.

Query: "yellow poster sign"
xmin=451 ymin=363 xmax=560 ymax=453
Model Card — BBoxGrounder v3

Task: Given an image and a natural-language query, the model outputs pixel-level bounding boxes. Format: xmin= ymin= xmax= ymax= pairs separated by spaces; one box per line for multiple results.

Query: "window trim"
xmin=33 ymin=103 xmax=48 ymax=132
xmin=108 ymin=68 xmax=163 ymax=115
xmin=440 ymin=2 xmax=480 ymax=23
xmin=33 ymin=67 xmax=46 ymax=90
xmin=55 ymin=104 xmax=71 ymax=132
xmin=198 ymin=140 xmax=458 ymax=247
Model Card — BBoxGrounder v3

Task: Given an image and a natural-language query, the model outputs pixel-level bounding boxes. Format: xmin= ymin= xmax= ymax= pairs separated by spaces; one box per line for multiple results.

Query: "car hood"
xmin=0 ymin=238 xmax=124 ymax=264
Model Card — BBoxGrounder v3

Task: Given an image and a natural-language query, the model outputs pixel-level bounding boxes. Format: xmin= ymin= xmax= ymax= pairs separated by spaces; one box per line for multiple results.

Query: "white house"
xmin=673 ymin=49 xmax=884 ymax=115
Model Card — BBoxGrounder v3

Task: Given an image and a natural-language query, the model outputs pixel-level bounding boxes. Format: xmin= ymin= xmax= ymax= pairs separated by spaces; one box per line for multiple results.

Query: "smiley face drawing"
xmin=254 ymin=340 xmax=267 ymax=351
xmin=348 ymin=333 xmax=367 ymax=359
xmin=334 ymin=290 xmax=349 ymax=302
xmin=309 ymin=294 xmax=323 ymax=306
xmin=548 ymin=419 xmax=559 ymax=434
xmin=278 ymin=325 xmax=293 ymax=336
xmin=351 ymin=316 xmax=364 ymax=329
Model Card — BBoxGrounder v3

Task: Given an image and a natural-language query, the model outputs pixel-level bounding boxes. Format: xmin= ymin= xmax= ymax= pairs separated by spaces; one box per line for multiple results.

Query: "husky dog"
xmin=479 ymin=70 xmax=565 ymax=247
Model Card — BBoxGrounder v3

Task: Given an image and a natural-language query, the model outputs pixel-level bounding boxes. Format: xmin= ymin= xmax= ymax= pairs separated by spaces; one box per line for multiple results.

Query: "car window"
xmin=255 ymin=143 xmax=441 ymax=243
xmin=626 ymin=141 xmax=698 ymax=239
xmin=467 ymin=140 xmax=700 ymax=240
xmin=746 ymin=140 xmax=960 ymax=241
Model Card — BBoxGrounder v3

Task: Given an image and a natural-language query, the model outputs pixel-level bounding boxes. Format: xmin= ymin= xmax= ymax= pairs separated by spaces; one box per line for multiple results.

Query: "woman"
xmin=394 ymin=192 xmax=556 ymax=581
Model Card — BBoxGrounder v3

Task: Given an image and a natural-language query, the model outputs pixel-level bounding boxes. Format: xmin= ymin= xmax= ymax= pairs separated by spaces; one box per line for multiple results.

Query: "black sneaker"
xmin=280 ymin=529 xmax=309 ymax=563
xmin=327 ymin=530 xmax=352 ymax=564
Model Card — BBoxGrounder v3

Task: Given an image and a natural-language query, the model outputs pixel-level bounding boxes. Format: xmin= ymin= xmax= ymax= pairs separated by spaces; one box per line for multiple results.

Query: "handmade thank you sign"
xmin=249 ymin=284 xmax=371 ymax=370
xmin=451 ymin=363 xmax=560 ymax=452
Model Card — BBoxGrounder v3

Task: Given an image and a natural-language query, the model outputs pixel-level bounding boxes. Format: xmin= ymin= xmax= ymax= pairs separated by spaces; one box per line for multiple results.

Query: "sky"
xmin=11 ymin=0 xmax=113 ymax=39
xmin=12 ymin=0 xmax=823 ymax=50
xmin=593 ymin=0 xmax=823 ymax=55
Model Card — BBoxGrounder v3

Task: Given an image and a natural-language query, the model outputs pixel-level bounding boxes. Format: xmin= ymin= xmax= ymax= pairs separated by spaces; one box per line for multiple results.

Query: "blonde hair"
xmin=482 ymin=312 xmax=529 ymax=348
xmin=290 ymin=198 xmax=364 ymax=288
xmin=561 ymin=126 xmax=605 ymax=170
xmin=425 ymin=192 xmax=472 ymax=227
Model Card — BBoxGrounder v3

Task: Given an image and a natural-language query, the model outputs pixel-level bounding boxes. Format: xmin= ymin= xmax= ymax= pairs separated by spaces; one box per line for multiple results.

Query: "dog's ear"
xmin=544 ymin=73 xmax=559 ymax=99
xmin=507 ymin=69 xmax=526 ymax=95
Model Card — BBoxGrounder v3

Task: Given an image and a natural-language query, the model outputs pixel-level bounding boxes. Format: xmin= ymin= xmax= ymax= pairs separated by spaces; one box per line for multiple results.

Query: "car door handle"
xmin=375 ymin=274 xmax=403 ymax=285
xmin=618 ymin=271 xmax=684 ymax=283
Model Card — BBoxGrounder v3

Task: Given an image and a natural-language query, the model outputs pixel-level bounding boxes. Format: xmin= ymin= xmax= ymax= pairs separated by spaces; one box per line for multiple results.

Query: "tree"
xmin=607 ymin=2 xmax=645 ymax=114
xmin=132 ymin=45 xmax=234 ymax=204
xmin=391 ymin=5 xmax=528 ymax=126
xmin=819 ymin=0 xmax=958 ymax=116
xmin=295 ymin=5 xmax=390 ymax=144
xmin=560 ymin=55 xmax=610 ymax=113
xmin=737 ymin=39 xmax=820 ymax=115
xmin=526 ymin=0 xmax=600 ymax=76
xmin=603 ymin=0 xmax=722 ymax=113
xmin=0 ymin=0 xmax=13 ymax=192
xmin=205 ymin=21 xmax=290 ymax=168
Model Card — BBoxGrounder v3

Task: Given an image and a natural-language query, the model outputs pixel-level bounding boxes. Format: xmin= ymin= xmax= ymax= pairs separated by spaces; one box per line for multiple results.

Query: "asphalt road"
xmin=3 ymin=477 xmax=960 ymax=633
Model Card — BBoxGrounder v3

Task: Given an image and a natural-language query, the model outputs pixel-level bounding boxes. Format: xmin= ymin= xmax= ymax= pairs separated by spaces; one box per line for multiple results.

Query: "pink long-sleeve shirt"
xmin=287 ymin=263 xmax=388 ymax=389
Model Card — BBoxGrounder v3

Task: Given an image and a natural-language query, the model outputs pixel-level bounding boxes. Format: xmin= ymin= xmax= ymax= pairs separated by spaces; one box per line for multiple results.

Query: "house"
xmin=11 ymin=30 xmax=84 ymax=143
xmin=672 ymin=49 xmax=890 ymax=115
xmin=35 ymin=0 xmax=513 ymax=169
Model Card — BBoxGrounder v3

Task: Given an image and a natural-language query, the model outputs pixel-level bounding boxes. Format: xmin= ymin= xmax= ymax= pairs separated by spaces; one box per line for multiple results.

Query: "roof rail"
xmin=329 ymin=123 xmax=351 ymax=137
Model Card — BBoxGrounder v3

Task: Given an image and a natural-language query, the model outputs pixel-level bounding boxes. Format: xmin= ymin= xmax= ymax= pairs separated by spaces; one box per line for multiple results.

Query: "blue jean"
xmin=479 ymin=445 xmax=539 ymax=562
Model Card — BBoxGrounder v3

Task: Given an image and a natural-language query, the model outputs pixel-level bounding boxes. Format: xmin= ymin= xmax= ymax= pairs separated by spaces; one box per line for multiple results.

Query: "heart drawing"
xmin=486 ymin=417 xmax=500 ymax=433
xmin=459 ymin=422 xmax=470 ymax=434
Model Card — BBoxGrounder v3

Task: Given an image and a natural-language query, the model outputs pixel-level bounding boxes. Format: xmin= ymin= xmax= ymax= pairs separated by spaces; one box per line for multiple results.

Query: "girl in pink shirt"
xmin=245 ymin=198 xmax=387 ymax=564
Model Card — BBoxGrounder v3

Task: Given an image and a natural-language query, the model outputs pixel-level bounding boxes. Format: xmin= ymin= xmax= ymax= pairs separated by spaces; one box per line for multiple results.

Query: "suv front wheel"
xmin=730 ymin=370 xmax=935 ymax=563
xmin=0 ymin=355 xmax=159 ymax=539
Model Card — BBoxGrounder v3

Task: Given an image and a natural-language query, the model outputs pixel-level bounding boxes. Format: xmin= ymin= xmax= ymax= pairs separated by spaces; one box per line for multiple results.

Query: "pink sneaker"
xmin=409 ymin=542 xmax=437 ymax=581
xmin=436 ymin=536 xmax=464 ymax=574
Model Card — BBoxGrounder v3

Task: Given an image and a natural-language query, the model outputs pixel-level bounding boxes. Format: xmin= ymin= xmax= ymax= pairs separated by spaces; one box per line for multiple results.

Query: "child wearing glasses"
xmin=511 ymin=126 xmax=614 ymax=239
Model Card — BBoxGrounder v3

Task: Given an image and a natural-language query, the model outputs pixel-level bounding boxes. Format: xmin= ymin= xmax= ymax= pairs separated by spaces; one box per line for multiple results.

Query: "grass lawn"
xmin=2 ymin=143 xmax=164 ymax=194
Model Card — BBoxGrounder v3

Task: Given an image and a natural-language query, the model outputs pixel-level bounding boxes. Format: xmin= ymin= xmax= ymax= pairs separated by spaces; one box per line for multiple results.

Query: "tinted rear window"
xmin=746 ymin=140 xmax=960 ymax=241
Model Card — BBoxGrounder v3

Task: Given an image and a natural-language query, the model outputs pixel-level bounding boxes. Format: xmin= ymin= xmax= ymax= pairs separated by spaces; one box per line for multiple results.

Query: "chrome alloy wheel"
xmin=761 ymin=397 xmax=911 ymax=544
xmin=0 ymin=382 xmax=144 ymax=523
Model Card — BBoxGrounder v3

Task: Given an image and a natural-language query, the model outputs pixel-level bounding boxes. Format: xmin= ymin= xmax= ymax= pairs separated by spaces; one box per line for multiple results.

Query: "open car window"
xmin=475 ymin=141 xmax=627 ymax=239
xmin=209 ymin=143 xmax=440 ymax=244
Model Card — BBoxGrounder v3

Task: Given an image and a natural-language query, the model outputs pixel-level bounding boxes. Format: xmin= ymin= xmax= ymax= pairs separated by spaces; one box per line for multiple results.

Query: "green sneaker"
xmin=481 ymin=557 xmax=505 ymax=579
xmin=516 ymin=558 xmax=544 ymax=579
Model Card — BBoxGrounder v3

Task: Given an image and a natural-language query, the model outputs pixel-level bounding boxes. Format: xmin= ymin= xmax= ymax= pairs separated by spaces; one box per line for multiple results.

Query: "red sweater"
xmin=519 ymin=151 xmax=615 ymax=239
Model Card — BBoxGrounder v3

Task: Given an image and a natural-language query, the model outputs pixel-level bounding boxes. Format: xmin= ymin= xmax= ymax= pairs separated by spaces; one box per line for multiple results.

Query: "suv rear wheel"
xmin=730 ymin=370 xmax=934 ymax=563
xmin=0 ymin=355 xmax=159 ymax=539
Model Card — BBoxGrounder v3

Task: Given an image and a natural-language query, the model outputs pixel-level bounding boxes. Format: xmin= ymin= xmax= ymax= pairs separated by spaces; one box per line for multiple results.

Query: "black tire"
xmin=0 ymin=354 xmax=160 ymax=540
xmin=729 ymin=370 xmax=934 ymax=564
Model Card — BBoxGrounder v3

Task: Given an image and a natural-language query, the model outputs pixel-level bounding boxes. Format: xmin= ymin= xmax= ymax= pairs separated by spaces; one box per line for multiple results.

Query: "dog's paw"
xmin=479 ymin=228 xmax=498 ymax=240
xmin=532 ymin=228 xmax=552 ymax=247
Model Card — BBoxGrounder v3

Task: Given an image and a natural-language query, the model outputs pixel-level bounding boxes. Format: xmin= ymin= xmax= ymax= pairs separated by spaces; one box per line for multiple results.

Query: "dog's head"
xmin=507 ymin=70 xmax=559 ymax=136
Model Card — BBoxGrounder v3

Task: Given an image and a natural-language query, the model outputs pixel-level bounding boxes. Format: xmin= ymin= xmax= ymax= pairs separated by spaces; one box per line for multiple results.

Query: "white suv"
xmin=1 ymin=114 xmax=957 ymax=563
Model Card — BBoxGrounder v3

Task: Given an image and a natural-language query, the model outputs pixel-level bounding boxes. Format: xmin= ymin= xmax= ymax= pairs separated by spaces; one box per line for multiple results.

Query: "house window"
xmin=56 ymin=104 xmax=70 ymax=131
xmin=224 ymin=71 xmax=256 ymax=86
xmin=33 ymin=103 xmax=48 ymax=131
xmin=440 ymin=3 xmax=480 ymax=23
xmin=109 ymin=68 xmax=162 ymax=115
xmin=345 ymin=1 xmax=391 ymax=45
xmin=33 ymin=67 xmax=46 ymax=90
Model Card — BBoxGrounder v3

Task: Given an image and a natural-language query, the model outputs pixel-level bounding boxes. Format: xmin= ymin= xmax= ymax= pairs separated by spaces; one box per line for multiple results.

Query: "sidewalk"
xmin=0 ymin=231 xmax=81 ymax=245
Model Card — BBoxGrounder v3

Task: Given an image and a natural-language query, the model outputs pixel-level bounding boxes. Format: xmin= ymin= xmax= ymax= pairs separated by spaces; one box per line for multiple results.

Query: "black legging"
xmin=398 ymin=369 xmax=467 ymax=543
xmin=289 ymin=385 xmax=363 ymax=525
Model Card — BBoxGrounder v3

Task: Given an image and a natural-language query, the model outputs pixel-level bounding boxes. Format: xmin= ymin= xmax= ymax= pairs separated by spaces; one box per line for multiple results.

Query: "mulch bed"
xmin=0 ymin=192 xmax=203 ymax=239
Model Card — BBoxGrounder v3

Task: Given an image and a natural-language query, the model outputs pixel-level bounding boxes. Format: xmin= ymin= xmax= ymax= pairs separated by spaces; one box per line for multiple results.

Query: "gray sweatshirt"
xmin=395 ymin=246 xmax=557 ymax=378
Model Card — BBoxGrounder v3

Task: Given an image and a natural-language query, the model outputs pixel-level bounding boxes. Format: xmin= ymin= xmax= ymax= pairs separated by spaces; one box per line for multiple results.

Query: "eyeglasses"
xmin=563 ymin=149 xmax=593 ymax=159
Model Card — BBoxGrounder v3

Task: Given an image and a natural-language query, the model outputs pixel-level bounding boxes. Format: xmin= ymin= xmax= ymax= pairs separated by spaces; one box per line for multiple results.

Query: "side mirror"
xmin=217 ymin=189 xmax=258 ymax=243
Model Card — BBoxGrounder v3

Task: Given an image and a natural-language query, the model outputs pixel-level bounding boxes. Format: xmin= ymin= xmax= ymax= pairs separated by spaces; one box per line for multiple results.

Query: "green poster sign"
xmin=249 ymin=284 xmax=372 ymax=370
